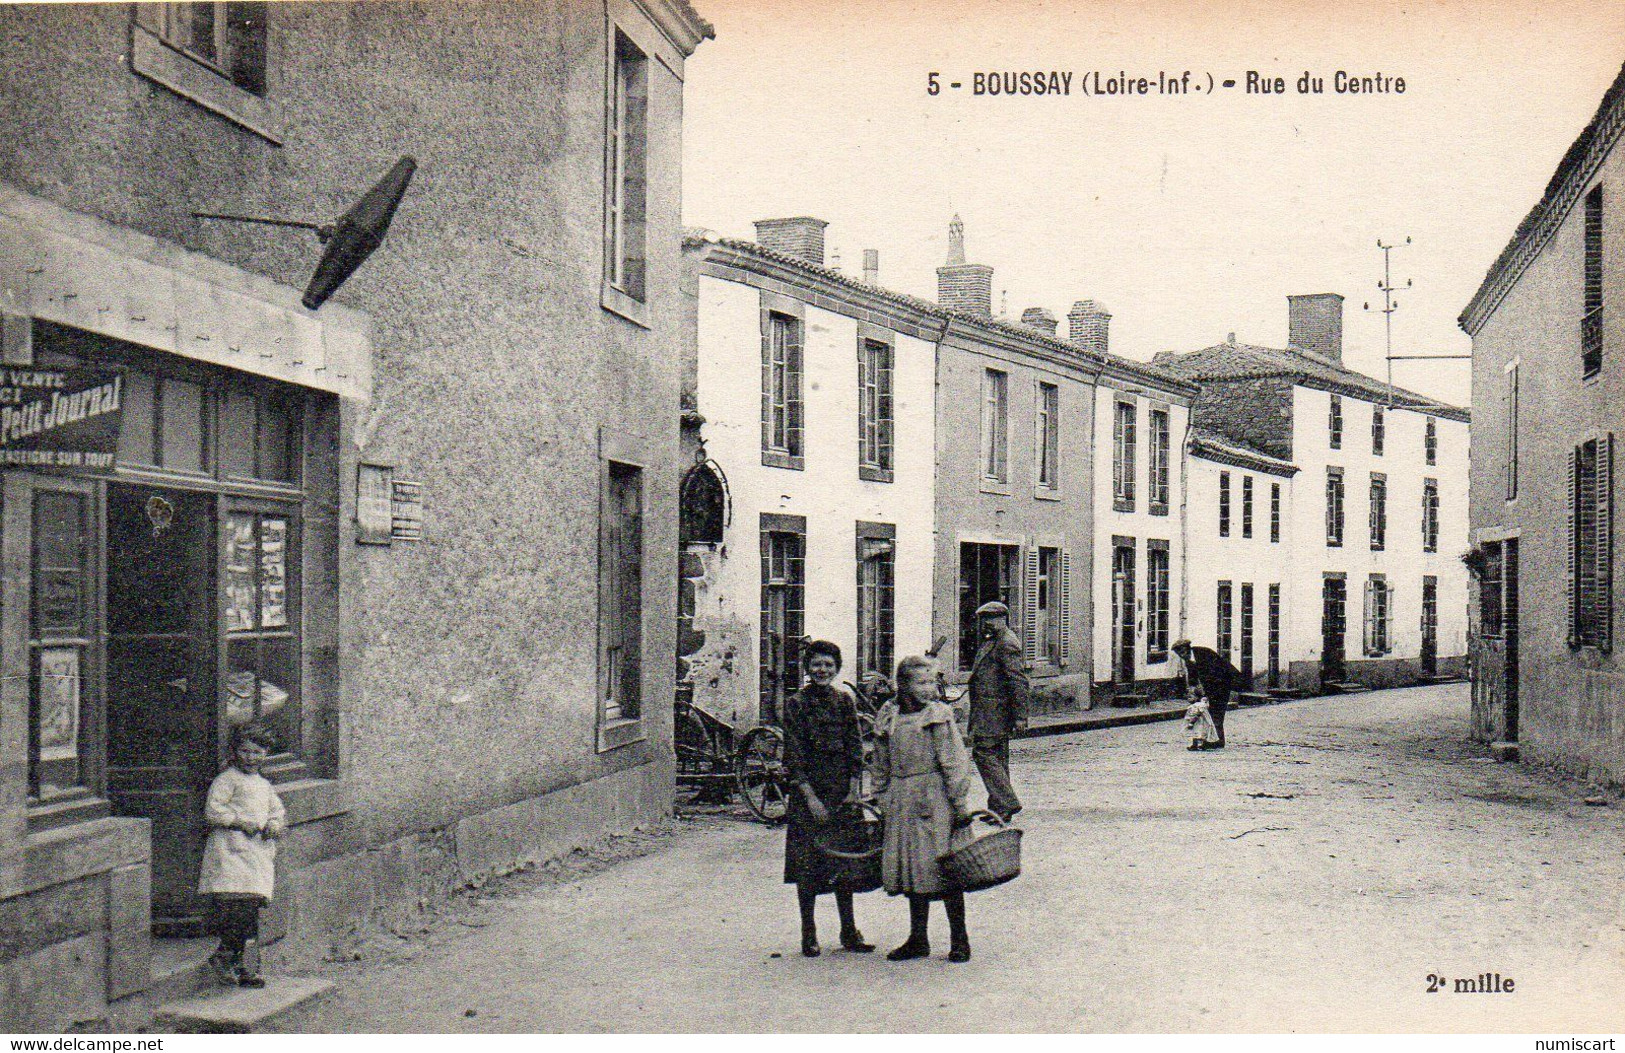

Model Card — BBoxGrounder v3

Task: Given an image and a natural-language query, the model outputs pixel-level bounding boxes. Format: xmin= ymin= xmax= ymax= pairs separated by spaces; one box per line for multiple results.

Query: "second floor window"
xmin=1242 ymin=476 xmax=1254 ymax=539
xmin=1425 ymin=415 xmax=1438 ymax=466
xmin=1113 ymin=400 xmax=1136 ymax=510
xmin=858 ymin=339 xmax=894 ymax=480
xmin=1329 ymin=394 xmax=1343 ymax=450
xmin=1506 ymin=364 xmax=1520 ymax=500
xmin=1584 ymin=184 xmax=1603 ymax=378
xmin=1149 ymin=408 xmax=1171 ymax=514
xmin=1371 ymin=405 xmax=1386 ymax=456
xmin=606 ymin=29 xmax=649 ymax=303
xmin=1036 ymin=382 xmax=1060 ymax=490
xmin=1369 ymin=473 xmax=1387 ymax=551
xmin=1270 ymin=481 xmax=1282 ymax=543
xmin=981 ymin=368 xmax=1009 ymax=483
xmin=1326 ymin=467 xmax=1345 ymax=547
xmin=1219 ymin=472 xmax=1232 ymax=537
xmin=762 ymin=312 xmax=803 ymax=465
xmin=157 ymin=2 xmax=267 ymax=94
xmin=1570 ymin=435 xmax=1614 ymax=650
xmin=1422 ymin=478 xmax=1440 ymax=552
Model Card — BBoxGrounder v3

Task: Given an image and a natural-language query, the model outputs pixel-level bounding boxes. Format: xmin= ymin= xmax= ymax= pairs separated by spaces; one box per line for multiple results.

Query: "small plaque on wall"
xmin=356 ymin=463 xmax=394 ymax=545
xmin=391 ymin=480 xmax=423 ymax=541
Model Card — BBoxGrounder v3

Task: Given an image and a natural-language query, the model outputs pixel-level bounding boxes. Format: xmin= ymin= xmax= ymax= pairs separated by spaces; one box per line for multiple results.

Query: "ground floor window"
xmin=600 ymin=462 xmax=644 ymax=725
xmin=1239 ymin=582 xmax=1255 ymax=683
xmin=1267 ymin=583 xmax=1282 ymax=687
xmin=761 ymin=515 xmax=806 ymax=721
xmin=856 ymin=523 xmax=896 ymax=682
xmin=1146 ymin=540 xmax=1170 ymax=662
xmin=960 ymin=541 xmax=1018 ymax=670
xmin=1216 ymin=581 xmax=1234 ymax=662
xmin=1480 ymin=540 xmax=1504 ymax=638
xmin=1363 ymin=574 xmax=1393 ymax=656
xmin=1028 ymin=546 xmax=1064 ymax=668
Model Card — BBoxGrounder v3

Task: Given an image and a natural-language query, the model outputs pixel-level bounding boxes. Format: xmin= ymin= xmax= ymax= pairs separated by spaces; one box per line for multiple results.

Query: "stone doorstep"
xmin=154 ymin=976 xmax=334 ymax=1034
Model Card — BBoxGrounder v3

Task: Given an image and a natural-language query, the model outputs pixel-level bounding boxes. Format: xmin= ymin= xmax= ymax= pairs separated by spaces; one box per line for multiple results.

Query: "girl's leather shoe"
xmin=839 ymin=929 xmax=875 ymax=953
xmin=886 ymin=939 xmax=930 ymax=962
xmin=801 ymin=935 xmax=821 ymax=958
xmin=948 ymin=938 xmax=972 ymax=963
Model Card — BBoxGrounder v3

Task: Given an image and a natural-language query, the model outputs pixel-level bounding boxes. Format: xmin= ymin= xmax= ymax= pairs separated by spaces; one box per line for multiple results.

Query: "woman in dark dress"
xmin=781 ymin=640 xmax=880 ymax=957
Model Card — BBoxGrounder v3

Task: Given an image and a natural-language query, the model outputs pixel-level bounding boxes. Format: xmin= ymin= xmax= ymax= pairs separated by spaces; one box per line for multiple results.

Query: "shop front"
xmin=0 ymin=188 xmax=366 ymax=1029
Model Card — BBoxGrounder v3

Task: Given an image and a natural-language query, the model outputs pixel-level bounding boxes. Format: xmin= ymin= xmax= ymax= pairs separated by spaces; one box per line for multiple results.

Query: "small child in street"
xmin=1184 ymin=690 xmax=1221 ymax=752
xmin=200 ymin=722 xmax=286 ymax=988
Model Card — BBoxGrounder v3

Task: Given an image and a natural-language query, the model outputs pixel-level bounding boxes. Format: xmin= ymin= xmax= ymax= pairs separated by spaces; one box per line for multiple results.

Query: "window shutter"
xmin=1023 ymin=546 xmax=1040 ymax=664
xmin=760 ymin=311 xmax=773 ymax=453
xmin=1059 ymin=550 xmax=1072 ymax=666
xmin=785 ymin=322 xmax=804 ymax=456
xmin=856 ymin=338 xmax=866 ymax=464
xmin=878 ymin=349 xmax=894 ymax=472
xmin=1362 ymin=578 xmax=1375 ymax=656
xmin=1600 ymin=434 xmax=1614 ymax=651
xmin=1568 ymin=445 xmax=1579 ymax=643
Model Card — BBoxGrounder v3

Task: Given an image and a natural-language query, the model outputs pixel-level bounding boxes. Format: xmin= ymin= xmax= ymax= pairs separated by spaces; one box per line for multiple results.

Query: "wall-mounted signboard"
xmin=356 ymin=463 xmax=394 ymax=545
xmin=0 ymin=367 xmax=123 ymax=471
xmin=391 ymin=480 xmax=423 ymax=541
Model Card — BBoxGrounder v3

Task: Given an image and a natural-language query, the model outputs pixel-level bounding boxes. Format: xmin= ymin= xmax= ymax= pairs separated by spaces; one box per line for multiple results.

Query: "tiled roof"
xmin=1461 ymin=62 xmax=1625 ymax=334
xmin=1188 ymin=426 xmax=1298 ymax=477
xmin=1155 ymin=340 xmax=1470 ymax=421
xmin=683 ymin=228 xmax=1197 ymax=395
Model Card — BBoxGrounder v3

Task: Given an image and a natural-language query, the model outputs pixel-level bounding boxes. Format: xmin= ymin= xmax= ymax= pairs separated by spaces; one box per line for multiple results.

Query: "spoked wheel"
xmin=855 ymin=710 xmax=878 ymax=780
xmin=676 ymin=706 xmax=735 ymax=805
xmin=735 ymin=725 xmax=790 ymax=824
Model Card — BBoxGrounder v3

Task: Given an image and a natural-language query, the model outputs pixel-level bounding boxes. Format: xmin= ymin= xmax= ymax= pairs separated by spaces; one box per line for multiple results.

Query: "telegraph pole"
xmin=1364 ymin=237 xmax=1412 ymax=408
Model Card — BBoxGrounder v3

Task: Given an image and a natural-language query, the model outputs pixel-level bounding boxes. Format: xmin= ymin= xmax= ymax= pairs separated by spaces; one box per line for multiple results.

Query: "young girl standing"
xmin=200 ymin=722 xmax=286 ymax=987
xmin=871 ymin=655 xmax=975 ymax=962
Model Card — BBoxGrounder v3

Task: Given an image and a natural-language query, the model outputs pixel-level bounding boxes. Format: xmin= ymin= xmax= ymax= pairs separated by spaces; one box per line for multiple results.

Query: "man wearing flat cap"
xmin=967 ymin=600 xmax=1030 ymax=821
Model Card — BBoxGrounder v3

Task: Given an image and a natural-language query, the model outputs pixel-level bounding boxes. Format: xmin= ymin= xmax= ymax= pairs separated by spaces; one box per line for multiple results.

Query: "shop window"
xmin=958 ymin=541 xmax=1018 ymax=670
xmin=29 ymin=487 xmax=93 ymax=802
xmin=224 ymin=509 xmax=301 ymax=755
xmin=119 ymin=373 xmax=210 ymax=474
xmin=222 ymin=386 xmax=301 ymax=484
xmin=601 ymin=463 xmax=644 ymax=726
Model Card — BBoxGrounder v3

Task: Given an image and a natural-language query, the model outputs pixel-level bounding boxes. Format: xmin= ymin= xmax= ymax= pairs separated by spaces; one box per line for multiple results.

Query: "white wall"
xmin=692 ymin=272 xmax=936 ymax=718
xmin=1286 ymin=386 xmax=1470 ymax=677
xmin=1090 ymin=383 xmax=1189 ymax=686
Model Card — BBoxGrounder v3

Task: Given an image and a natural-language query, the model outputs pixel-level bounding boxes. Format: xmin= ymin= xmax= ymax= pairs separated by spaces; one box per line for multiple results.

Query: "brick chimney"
xmin=862 ymin=249 xmax=879 ymax=285
xmin=1068 ymin=299 xmax=1111 ymax=355
xmin=936 ymin=214 xmax=993 ymax=316
xmin=1020 ymin=307 xmax=1058 ymax=337
xmin=753 ymin=217 xmax=828 ymax=266
xmin=1288 ymin=293 xmax=1344 ymax=363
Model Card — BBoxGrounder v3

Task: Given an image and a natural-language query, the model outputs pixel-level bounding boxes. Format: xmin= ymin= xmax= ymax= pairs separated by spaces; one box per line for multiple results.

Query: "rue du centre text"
xmin=934 ymin=69 xmax=1407 ymax=97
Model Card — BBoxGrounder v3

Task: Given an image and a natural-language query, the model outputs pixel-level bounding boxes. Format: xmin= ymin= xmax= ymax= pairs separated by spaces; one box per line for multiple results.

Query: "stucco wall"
xmin=1467 ymin=140 xmax=1625 ymax=784
xmin=689 ymin=269 xmax=936 ymax=712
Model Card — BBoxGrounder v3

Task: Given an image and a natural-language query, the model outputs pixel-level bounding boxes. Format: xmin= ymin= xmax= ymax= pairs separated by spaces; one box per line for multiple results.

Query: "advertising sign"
xmin=0 ymin=367 xmax=123 ymax=471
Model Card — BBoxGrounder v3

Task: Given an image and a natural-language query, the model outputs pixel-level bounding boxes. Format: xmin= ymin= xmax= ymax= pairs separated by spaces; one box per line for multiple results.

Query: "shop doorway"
xmin=105 ymin=484 xmax=218 ymax=936
xmin=1321 ymin=575 xmax=1347 ymax=686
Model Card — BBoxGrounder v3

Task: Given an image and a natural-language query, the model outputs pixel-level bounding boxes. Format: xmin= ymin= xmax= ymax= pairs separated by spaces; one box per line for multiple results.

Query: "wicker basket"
xmin=939 ymin=810 xmax=1022 ymax=892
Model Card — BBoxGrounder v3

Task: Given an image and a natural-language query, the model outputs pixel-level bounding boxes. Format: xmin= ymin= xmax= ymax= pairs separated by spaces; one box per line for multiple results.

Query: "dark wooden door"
xmin=1504 ymin=540 xmax=1520 ymax=741
xmin=1420 ymin=575 xmax=1439 ymax=677
xmin=1321 ymin=576 xmax=1347 ymax=685
xmin=105 ymin=484 xmax=217 ymax=935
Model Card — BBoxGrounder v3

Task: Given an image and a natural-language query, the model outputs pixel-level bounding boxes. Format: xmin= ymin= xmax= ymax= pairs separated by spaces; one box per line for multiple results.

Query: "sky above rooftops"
xmin=682 ymin=0 xmax=1625 ymax=407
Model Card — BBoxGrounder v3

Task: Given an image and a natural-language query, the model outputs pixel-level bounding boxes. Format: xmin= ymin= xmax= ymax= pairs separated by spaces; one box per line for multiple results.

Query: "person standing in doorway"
xmin=967 ymin=601 xmax=1029 ymax=822
xmin=1171 ymin=639 xmax=1246 ymax=749
xmin=200 ymin=722 xmax=286 ymax=988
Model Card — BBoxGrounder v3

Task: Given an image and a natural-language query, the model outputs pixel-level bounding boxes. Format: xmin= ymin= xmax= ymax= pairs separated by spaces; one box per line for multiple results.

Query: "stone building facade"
xmin=679 ymin=223 xmax=937 ymax=728
xmin=1461 ymin=62 xmax=1625 ymax=783
xmin=1158 ymin=295 xmax=1470 ymax=693
xmin=0 ymin=0 xmax=709 ymax=1029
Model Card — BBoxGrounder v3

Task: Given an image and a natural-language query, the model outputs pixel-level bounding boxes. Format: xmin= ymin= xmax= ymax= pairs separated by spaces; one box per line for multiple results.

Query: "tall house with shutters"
xmin=0 ymin=0 xmax=709 ymax=1030
xmin=1158 ymin=297 xmax=1470 ymax=695
xmin=1461 ymin=62 xmax=1625 ymax=783
xmin=679 ymin=222 xmax=937 ymax=729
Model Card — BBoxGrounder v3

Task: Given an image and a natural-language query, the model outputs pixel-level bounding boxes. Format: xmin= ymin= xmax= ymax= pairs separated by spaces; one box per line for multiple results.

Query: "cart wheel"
xmin=674 ymin=706 xmax=721 ymax=806
xmin=736 ymin=725 xmax=789 ymax=824
xmin=855 ymin=710 xmax=878 ymax=774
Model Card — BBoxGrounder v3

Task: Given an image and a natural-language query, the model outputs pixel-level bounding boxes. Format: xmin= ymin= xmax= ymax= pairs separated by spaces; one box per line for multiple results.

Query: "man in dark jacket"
xmin=968 ymin=601 xmax=1029 ymax=821
xmin=1172 ymin=638 xmax=1246 ymax=748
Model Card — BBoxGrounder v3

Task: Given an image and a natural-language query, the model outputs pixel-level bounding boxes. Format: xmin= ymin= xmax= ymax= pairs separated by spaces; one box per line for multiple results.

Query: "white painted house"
xmin=1158 ymin=294 xmax=1470 ymax=692
xmin=679 ymin=221 xmax=938 ymax=725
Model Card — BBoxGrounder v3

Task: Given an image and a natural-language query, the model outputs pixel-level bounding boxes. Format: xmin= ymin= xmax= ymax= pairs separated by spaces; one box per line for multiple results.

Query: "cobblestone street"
xmin=324 ymin=684 xmax=1625 ymax=1032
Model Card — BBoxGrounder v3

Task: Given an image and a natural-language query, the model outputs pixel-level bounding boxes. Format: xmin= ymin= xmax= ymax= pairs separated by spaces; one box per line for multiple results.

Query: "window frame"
xmin=760 ymin=308 xmax=805 ymax=470
xmin=1328 ymin=394 xmax=1343 ymax=450
xmin=1326 ymin=467 xmax=1345 ymax=547
xmin=1146 ymin=539 xmax=1171 ymax=663
xmin=1218 ymin=471 xmax=1231 ymax=538
xmin=1505 ymin=362 xmax=1520 ymax=501
xmin=1034 ymin=380 xmax=1061 ymax=494
xmin=129 ymin=2 xmax=282 ymax=144
xmin=855 ymin=522 xmax=897 ymax=682
xmin=1216 ymin=580 xmax=1234 ymax=662
xmin=1148 ymin=407 xmax=1171 ymax=515
xmin=1270 ymin=481 xmax=1282 ymax=544
xmin=602 ymin=26 xmax=651 ymax=320
xmin=1112 ymin=399 xmax=1137 ymax=512
xmin=1371 ymin=405 xmax=1386 ymax=457
xmin=1242 ymin=475 xmax=1254 ymax=539
xmin=1425 ymin=415 xmax=1438 ymax=467
xmin=958 ymin=540 xmax=1019 ymax=671
xmin=1423 ymin=478 xmax=1440 ymax=553
xmin=1369 ymin=472 xmax=1387 ymax=552
xmin=597 ymin=459 xmax=646 ymax=750
xmin=1583 ymin=184 xmax=1603 ymax=379
xmin=980 ymin=368 xmax=1010 ymax=487
xmin=858 ymin=335 xmax=895 ymax=482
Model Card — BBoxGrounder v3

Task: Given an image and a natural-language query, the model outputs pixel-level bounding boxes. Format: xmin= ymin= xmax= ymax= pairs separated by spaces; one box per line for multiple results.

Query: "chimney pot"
xmin=936 ymin=215 xmax=993 ymax=316
xmin=1020 ymin=307 xmax=1058 ymax=337
xmin=752 ymin=217 xmax=828 ymax=266
xmin=1287 ymin=293 xmax=1345 ymax=363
